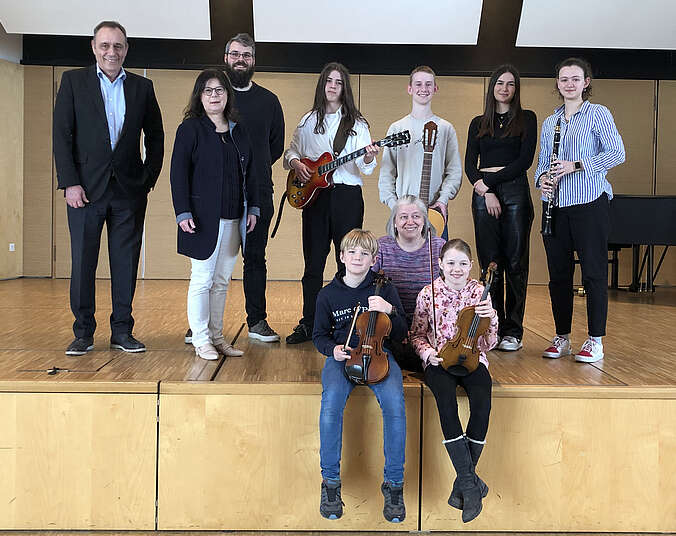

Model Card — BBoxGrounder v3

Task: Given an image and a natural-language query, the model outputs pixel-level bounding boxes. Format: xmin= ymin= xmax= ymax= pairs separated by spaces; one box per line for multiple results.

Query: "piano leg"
xmin=629 ymin=245 xmax=640 ymax=292
xmin=647 ymin=245 xmax=654 ymax=293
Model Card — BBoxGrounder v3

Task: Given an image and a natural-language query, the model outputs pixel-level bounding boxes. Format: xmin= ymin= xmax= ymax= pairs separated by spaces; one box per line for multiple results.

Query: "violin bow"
xmin=343 ymin=301 xmax=361 ymax=352
xmin=427 ymin=228 xmax=438 ymax=349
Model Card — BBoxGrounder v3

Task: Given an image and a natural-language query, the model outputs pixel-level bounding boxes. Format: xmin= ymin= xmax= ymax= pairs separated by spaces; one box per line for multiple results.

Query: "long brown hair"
xmin=477 ymin=64 xmax=525 ymax=139
xmin=183 ymin=69 xmax=237 ymax=123
xmin=303 ymin=62 xmax=367 ymax=136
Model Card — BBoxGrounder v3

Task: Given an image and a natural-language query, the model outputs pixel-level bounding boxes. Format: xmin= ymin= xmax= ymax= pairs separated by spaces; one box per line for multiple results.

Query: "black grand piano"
xmin=608 ymin=194 xmax=676 ymax=291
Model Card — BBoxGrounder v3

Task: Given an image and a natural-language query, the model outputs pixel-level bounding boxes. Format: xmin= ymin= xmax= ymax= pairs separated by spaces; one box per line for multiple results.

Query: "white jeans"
xmin=187 ymin=218 xmax=241 ymax=348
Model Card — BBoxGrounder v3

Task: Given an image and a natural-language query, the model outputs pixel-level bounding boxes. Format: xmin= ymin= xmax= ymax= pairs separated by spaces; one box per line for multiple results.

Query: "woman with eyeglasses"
xmin=170 ymin=69 xmax=259 ymax=360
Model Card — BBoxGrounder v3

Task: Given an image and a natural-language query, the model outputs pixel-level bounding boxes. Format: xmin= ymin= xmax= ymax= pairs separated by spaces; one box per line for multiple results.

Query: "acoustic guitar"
xmin=285 ymin=130 xmax=410 ymax=209
xmin=419 ymin=121 xmax=447 ymax=236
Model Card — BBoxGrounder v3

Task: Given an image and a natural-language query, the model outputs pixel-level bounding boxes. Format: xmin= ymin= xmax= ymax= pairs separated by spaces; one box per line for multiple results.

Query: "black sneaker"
xmin=65 ymin=337 xmax=94 ymax=356
xmin=185 ymin=328 xmax=192 ymax=344
xmin=381 ymin=481 xmax=406 ymax=523
xmin=248 ymin=320 xmax=281 ymax=342
xmin=110 ymin=334 xmax=146 ymax=353
xmin=320 ymin=480 xmax=343 ymax=520
xmin=285 ymin=323 xmax=312 ymax=344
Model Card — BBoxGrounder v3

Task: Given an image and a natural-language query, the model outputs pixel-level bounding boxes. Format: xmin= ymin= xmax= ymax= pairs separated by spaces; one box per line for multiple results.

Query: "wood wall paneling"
xmin=22 ymin=65 xmax=53 ymax=277
xmin=0 ymin=60 xmax=24 ymax=279
xmin=143 ymin=69 xmax=199 ymax=279
xmin=657 ymin=80 xmax=676 ymax=195
xmin=0 ymin=392 xmax=157 ymax=529
xmin=158 ymin=385 xmax=421 ymax=530
xmin=41 ymin=71 xmax=674 ymax=284
xmin=653 ymin=80 xmax=676 ymax=286
xmin=421 ymin=391 xmax=676 ymax=531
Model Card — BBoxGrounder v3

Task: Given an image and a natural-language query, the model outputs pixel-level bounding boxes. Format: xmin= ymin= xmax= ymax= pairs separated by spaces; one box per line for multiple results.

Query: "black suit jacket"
xmin=53 ymin=65 xmax=164 ymax=202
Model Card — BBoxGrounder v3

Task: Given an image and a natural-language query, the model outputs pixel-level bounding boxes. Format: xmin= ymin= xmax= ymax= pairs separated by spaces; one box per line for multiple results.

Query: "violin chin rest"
xmin=344 ymin=364 xmax=366 ymax=384
xmin=445 ymin=364 xmax=471 ymax=377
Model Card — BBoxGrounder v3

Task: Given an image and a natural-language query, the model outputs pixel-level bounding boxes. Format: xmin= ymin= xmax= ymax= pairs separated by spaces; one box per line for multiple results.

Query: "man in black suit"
xmin=53 ymin=20 xmax=164 ymax=355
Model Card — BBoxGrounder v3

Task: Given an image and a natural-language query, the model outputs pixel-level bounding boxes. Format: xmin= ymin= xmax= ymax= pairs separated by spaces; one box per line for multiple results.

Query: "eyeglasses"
xmin=227 ymin=51 xmax=254 ymax=60
xmin=203 ymin=86 xmax=225 ymax=96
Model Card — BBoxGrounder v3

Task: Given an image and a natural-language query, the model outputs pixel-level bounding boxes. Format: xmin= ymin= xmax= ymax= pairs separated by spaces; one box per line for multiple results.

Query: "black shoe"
xmin=320 ymin=480 xmax=343 ymax=520
xmin=381 ymin=481 xmax=406 ymax=523
xmin=285 ymin=323 xmax=312 ymax=344
xmin=185 ymin=328 xmax=192 ymax=344
xmin=65 ymin=337 xmax=94 ymax=356
xmin=110 ymin=334 xmax=146 ymax=353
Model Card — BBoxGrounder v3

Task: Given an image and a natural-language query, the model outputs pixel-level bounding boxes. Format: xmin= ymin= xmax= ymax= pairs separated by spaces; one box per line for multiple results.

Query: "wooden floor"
xmin=1 ymin=278 xmax=674 ymax=387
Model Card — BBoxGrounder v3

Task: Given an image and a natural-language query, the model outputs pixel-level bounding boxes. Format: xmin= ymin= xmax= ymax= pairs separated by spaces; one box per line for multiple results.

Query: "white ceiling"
xmin=252 ymin=0 xmax=484 ymax=45
xmin=0 ymin=0 xmax=211 ymax=39
xmin=517 ymin=0 xmax=676 ymax=50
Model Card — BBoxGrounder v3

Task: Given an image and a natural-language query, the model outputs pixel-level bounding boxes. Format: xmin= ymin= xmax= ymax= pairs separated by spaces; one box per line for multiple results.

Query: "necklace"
xmin=497 ymin=112 xmax=509 ymax=129
xmin=219 ymin=132 xmax=228 ymax=143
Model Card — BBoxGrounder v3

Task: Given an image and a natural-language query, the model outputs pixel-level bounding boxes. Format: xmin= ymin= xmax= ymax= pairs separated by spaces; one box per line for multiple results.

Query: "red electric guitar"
xmin=285 ymin=130 xmax=410 ymax=209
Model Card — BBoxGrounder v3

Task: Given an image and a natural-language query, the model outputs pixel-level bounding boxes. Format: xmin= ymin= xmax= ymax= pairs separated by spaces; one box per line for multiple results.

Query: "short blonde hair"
xmin=409 ymin=65 xmax=436 ymax=85
xmin=340 ymin=229 xmax=379 ymax=257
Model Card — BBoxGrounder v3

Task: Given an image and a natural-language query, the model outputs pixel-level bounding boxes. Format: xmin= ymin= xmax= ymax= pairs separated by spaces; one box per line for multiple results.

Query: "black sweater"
xmin=233 ymin=82 xmax=285 ymax=193
xmin=313 ymin=270 xmax=407 ymax=357
xmin=465 ymin=109 xmax=537 ymax=188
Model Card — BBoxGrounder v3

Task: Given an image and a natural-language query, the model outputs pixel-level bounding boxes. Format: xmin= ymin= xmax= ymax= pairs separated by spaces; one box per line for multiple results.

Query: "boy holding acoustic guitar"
xmin=378 ymin=65 xmax=462 ymax=237
xmin=313 ymin=229 xmax=408 ymax=523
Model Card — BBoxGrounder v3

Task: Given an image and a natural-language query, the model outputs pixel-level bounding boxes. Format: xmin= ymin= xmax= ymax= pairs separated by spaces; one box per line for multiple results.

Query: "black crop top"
xmin=464 ymin=109 xmax=537 ymax=188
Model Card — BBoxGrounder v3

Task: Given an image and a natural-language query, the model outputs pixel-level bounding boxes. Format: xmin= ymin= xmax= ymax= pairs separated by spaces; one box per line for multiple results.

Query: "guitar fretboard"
xmin=419 ymin=151 xmax=434 ymax=205
xmin=318 ymin=139 xmax=386 ymax=175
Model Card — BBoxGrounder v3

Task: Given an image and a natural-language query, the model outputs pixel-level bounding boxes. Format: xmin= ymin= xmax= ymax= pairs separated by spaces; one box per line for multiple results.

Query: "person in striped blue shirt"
xmin=535 ymin=57 xmax=625 ymax=364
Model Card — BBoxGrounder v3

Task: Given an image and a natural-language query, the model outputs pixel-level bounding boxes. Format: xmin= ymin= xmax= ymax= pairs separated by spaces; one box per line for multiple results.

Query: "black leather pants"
xmin=472 ymin=177 xmax=533 ymax=339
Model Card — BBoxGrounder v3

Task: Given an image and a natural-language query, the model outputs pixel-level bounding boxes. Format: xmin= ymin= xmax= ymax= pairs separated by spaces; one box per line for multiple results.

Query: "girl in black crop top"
xmin=465 ymin=64 xmax=537 ymax=352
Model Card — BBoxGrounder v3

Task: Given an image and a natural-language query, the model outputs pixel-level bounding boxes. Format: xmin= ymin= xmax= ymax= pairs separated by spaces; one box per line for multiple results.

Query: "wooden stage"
xmin=0 ymin=278 xmax=675 ymax=532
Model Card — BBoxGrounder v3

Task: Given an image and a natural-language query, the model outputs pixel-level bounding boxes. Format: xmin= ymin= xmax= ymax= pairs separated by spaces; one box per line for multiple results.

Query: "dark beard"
xmin=224 ymin=63 xmax=255 ymax=88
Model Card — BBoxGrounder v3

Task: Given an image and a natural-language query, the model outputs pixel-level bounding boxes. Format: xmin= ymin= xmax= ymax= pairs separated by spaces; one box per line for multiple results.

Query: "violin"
xmin=344 ymin=272 xmax=391 ymax=385
xmin=437 ymin=262 xmax=497 ymax=376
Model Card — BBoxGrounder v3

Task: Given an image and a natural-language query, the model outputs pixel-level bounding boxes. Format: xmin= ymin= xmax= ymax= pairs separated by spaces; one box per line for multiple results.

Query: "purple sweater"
xmin=373 ymin=235 xmax=445 ymax=326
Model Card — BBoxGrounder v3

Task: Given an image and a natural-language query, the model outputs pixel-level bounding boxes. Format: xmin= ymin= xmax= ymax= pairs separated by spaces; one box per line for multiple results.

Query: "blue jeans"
xmin=319 ymin=352 xmax=406 ymax=485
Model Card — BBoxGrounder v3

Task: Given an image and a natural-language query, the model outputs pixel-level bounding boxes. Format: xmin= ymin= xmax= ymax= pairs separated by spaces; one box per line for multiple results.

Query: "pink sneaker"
xmin=574 ymin=338 xmax=604 ymax=363
xmin=542 ymin=335 xmax=571 ymax=359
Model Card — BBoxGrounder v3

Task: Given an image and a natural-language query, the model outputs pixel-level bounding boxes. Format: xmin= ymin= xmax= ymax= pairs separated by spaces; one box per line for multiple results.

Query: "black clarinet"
xmin=541 ymin=118 xmax=562 ymax=237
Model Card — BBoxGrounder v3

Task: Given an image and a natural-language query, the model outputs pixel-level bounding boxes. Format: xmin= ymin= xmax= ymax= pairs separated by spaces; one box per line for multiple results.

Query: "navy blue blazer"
xmin=170 ymin=115 xmax=260 ymax=260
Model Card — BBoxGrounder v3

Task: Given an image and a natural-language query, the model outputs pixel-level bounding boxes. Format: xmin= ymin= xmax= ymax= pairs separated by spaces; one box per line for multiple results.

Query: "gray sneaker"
xmin=320 ymin=480 xmax=343 ymax=520
xmin=381 ymin=481 xmax=405 ymax=523
xmin=497 ymin=336 xmax=523 ymax=351
xmin=248 ymin=320 xmax=280 ymax=342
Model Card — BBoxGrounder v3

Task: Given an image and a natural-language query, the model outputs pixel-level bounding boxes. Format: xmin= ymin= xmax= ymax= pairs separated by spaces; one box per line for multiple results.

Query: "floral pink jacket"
xmin=410 ymin=277 xmax=498 ymax=369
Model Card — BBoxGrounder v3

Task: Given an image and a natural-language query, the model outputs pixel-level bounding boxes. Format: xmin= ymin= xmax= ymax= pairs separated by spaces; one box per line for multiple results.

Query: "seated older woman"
xmin=373 ymin=194 xmax=445 ymax=371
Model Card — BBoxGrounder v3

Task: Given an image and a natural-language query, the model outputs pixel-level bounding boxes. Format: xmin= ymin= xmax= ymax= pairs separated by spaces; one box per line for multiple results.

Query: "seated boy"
xmin=313 ymin=228 xmax=408 ymax=523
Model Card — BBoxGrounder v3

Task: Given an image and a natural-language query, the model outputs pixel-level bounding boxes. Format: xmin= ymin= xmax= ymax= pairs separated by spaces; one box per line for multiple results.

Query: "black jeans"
xmin=543 ymin=193 xmax=609 ymax=337
xmin=472 ymin=178 xmax=533 ymax=339
xmin=243 ymin=191 xmax=274 ymax=327
xmin=300 ymin=184 xmax=364 ymax=327
xmin=424 ymin=363 xmax=492 ymax=441
xmin=67 ymin=178 xmax=147 ymax=338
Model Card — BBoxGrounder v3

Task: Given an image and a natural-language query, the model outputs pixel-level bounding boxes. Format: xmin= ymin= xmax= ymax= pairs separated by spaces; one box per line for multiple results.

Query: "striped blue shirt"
xmin=535 ymin=100 xmax=625 ymax=207
xmin=96 ymin=64 xmax=126 ymax=150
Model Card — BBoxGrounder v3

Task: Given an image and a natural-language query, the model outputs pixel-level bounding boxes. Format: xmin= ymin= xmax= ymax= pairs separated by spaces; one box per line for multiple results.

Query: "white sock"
xmin=591 ymin=336 xmax=603 ymax=345
xmin=557 ymin=333 xmax=570 ymax=341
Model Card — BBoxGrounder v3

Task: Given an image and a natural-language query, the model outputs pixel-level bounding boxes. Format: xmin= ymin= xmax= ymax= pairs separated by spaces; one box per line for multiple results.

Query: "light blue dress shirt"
xmin=535 ymin=100 xmax=625 ymax=207
xmin=96 ymin=64 xmax=127 ymax=150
